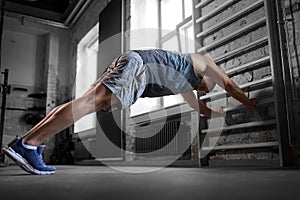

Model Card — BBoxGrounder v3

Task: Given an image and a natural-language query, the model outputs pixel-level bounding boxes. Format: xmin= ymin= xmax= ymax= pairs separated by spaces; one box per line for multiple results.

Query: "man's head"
xmin=197 ymin=76 xmax=216 ymax=93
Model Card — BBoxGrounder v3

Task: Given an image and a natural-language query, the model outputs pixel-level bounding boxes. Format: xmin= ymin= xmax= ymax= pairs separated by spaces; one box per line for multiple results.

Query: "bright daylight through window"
xmin=75 ymin=23 xmax=99 ymax=133
xmin=130 ymin=0 xmax=195 ymax=116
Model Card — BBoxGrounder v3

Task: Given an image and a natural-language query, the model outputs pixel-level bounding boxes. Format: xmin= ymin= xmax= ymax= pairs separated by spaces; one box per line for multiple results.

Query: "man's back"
xmin=132 ymin=49 xmax=202 ymax=97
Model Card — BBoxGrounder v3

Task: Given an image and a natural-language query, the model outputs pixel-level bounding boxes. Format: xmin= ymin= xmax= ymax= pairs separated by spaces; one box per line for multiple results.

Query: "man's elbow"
xmin=223 ymin=78 xmax=235 ymax=92
xmin=186 ymin=101 xmax=197 ymax=110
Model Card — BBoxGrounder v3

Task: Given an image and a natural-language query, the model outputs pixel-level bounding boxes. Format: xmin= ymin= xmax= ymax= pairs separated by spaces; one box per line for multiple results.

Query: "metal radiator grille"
xmin=134 ymin=118 xmax=191 ymax=159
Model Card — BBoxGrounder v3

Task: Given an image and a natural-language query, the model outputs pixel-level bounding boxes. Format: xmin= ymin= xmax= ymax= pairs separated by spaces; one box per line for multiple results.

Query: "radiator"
xmin=134 ymin=116 xmax=191 ymax=159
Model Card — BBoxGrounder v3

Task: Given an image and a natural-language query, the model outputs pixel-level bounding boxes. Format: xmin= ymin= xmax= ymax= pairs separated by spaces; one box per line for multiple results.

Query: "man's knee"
xmin=94 ymin=97 xmax=111 ymax=112
xmin=88 ymin=83 xmax=114 ymax=112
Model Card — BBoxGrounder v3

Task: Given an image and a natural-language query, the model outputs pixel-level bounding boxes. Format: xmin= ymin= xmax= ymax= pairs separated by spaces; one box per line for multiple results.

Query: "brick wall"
xmin=0 ymin=84 xmax=45 ymax=145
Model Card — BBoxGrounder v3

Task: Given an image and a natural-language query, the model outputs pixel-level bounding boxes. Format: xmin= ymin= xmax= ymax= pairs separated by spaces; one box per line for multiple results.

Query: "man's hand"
xmin=211 ymin=106 xmax=225 ymax=117
xmin=244 ymin=98 xmax=258 ymax=110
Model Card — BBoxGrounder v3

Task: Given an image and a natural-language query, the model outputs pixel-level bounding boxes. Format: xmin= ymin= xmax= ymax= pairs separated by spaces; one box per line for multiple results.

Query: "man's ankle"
xmin=22 ymin=138 xmax=39 ymax=147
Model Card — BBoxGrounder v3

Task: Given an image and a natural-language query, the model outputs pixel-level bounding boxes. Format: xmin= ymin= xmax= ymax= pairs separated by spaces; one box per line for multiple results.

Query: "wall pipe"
xmin=64 ymin=0 xmax=85 ymax=25
xmin=68 ymin=0 xmax=92 ymax=27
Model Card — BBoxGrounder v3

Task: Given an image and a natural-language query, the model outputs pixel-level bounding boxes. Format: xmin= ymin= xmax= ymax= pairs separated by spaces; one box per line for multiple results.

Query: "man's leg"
xmin=23 ymin=83 xmax=119 ymax=146
xmin=19 ymin=86 xmax=95 ymax=144
xmin=2 ymin=82 xmax=119 ymax=174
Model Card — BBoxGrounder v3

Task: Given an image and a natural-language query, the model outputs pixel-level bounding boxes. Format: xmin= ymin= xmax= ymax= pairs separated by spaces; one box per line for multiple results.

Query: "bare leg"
xmin=21 ymin=106 xmax=61 ymax=139
xmin=23 ymin=83 xmax=119 ymax=146
xmin=21 ymin=86 xmax=95 ymax=140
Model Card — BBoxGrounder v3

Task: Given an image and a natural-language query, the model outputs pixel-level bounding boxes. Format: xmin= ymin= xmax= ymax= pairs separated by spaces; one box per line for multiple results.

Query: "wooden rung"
xmin=201 ymin=119 xmax=277 ymax=134
xmin=223 ymin=97 xmax=274 ymax=112
xmin=196 ymin=0 xmax=264 ymax=38
xmin=226 ymin=56 xmax=270 ymax=77
xmin=197 ymin=17 xmax=266 ymax=53
xmin=205 ymin=36 xmax=269 ymax=64
xmin=195 ymin=0 xmax=214 ymax=9
xmin=196 ymin=0 xmax=239 ymax=24
xmin=201 ymin=141 xmax=279 ymax=151
xmin=200 ymin=76 xmax=272 ymax=101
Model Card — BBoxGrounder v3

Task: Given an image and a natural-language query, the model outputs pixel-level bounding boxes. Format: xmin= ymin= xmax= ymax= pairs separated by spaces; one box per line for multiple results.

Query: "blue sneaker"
xmin=2 ymin=138 xmax=56 ymax=175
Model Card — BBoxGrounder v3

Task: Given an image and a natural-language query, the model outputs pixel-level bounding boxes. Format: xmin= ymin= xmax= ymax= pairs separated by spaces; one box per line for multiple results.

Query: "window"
xmin=129 ymin=0 xmax=194 ymax=116
xmin=160 ymin=0 xmax=195 ymax=108
xmin=74 ymin=23 xmax=99 ymax=133
xmin=129 ymin=0 xmax=161 ymax=116
xmin=161 ymin=0 xmax=183 ymax=33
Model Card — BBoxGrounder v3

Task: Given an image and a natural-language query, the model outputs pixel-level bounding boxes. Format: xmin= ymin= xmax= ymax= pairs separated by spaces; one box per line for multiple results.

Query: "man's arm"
xmin=194 ymin=55 xmax=257 ymax=109
xmin=181 ymin=92 xmax=223 ymax=117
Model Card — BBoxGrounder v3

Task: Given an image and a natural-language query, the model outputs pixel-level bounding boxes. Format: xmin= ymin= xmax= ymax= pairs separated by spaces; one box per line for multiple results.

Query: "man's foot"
xmin=2 ymin=138 xmax=56 ymax=175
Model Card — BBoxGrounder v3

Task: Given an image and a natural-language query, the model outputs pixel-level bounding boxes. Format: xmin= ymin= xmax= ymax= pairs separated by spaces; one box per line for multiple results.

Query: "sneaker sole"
xmin=1 ymin=147 xmax=55 ymax=175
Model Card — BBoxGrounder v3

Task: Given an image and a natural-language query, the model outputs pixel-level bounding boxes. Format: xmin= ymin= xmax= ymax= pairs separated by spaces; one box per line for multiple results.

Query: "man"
xmin=2 ymin=49 xmax=258 ymax=175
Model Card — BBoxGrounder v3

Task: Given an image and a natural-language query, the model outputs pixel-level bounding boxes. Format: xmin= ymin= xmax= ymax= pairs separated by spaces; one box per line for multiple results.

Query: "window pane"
xmin=162 ymin=35 xmax=179 ymax=51
xmin=161 ymin=0 xmax=183 ymax=33
xmin=178 ymin=22 xmax=195 ymax=53
xmin=75 ymin=23 xmax=99 ymax=133
xmin=184 ymin=0 xmax=193 ymax=18
xmin=130 ymin=0 xmax=162 ymax=117
xmin=130 ymin=0 xmax=159 ymax=49
xmin=131 ymin=0 xmax=158 ymax=29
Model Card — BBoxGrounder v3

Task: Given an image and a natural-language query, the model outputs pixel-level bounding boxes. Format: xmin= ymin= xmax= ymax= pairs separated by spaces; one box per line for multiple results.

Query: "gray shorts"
xmin=92 ymin=51 xmax=145 ymax=108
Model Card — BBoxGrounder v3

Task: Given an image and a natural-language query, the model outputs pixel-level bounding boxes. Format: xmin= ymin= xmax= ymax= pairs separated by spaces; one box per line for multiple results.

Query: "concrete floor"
xmin=0 ymin=165 xmax=300 ymax=200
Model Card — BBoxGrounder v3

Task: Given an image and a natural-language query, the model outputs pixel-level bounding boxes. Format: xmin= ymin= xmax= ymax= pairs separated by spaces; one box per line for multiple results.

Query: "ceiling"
xmin=4 ymin=0 xmax=89 ymax=26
